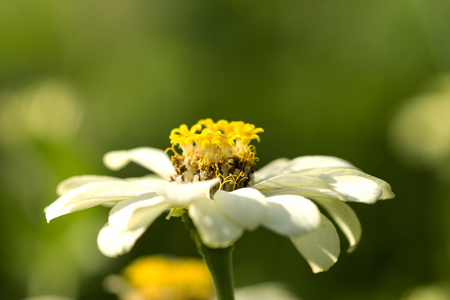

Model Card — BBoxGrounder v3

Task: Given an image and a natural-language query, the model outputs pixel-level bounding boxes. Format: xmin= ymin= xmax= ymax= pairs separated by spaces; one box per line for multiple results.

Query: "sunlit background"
xmin=2 ymin=0 xmax=450 ymax=299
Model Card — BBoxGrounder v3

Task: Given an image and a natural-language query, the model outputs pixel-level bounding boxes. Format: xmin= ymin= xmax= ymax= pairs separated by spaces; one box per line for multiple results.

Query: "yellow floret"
xmin=168 ymin=119 xmax=263 ymax=158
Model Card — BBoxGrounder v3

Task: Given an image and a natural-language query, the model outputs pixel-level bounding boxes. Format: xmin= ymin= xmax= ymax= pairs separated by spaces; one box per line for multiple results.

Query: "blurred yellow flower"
xmin=46 ymin=119 xmax=393 ymax=273
xmin=105 ymin=255 xmax=214 ymax=300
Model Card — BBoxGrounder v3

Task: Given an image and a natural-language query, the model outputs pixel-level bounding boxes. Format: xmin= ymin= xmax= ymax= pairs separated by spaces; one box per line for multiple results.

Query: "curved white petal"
xmin=282 ymin=156 xmax=357 ymax=176
xmin=97 ymin=223 xmax=146 ymax=257
xmin=252 ymin=174 xmax=342 ymax=200
xmin=154 ymin=178 xmax=220 ymax=206
xmin=189 ymin=198 xmax=243 ymax=248
xmin=108 ymin=193 xmax=170 ymax=232
xmin=253 ymin=158 xmax=289 ymax=183
xmin=103 ymin=147 xmax=176 ymax=179
xmin=252 ymin=174 xmax=331 ymax=190
xmin=321 ymin=169 xmax=395 ymax=200
xmin=213 ymin=188 xmax=267 ymax=230
xmin=46 ymin=181 xmax=154 ymax=222
xmin=263 ymin=195 xmax=321 ymax=237
xmin=260 ymin=187 xmax=342 ymax=201
xmin=313 ymin=197 xmax=361 ymax=252
xmin=318 ymin=171 xmax=382 ymax=204
xmin=291 ymin=215 xmax=340 ymax=273
xmin=125 ymin=175 xmax=162 ymax=189
xmin=56 ymin=175 xmax=121 ymax=196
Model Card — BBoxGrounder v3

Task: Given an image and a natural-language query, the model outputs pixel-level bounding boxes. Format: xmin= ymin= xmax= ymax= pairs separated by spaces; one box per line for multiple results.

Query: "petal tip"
xmin=97 ymin=224 xmax=146 ymax=258
xmin=103 ymin=150 xmax=129 ymax=171
xmin=44 ymin=204 xmax=64 ymax=223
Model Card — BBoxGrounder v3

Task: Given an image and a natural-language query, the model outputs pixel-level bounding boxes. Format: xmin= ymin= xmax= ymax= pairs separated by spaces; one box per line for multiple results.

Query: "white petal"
xmin=213 ymin=188 xmax=267 ymax=230
xmin=97 ymin=223 xmax=146 ymax=257
xmin=260 ymin=187 xmax=342 ymax=201
xmin=318 ymin=171 xmax=382 ymax=203
xmin=56 ymin=175 xmax=121 ymax=195
xmin=314 ymin=197 xmax=361 ymax=252
xmin=154 ymin=178 xmax=220 ymax=206
xmin=291 ymin=215 xmax=340 ymax=273
xmin=46 ymin=181 xmax=153 ymax=222
xmin=108 ymin=193 xmax=170 ymax=232
xmin=253 ymin=158 xmax=289 ymax=183
xmin=281 ymin=156 xmax=357 ymax=176
xmin=320 ymin=169 xmax=394 ymax=200
xmin=189 ymin=198 xmax=243 ymax=248
xmin=103 ymin=147 xmax=176 ymax=179
xmin=263 ymin=195 xmax=321 ymax=237
xmin=125 ymin=175 xmax=161 ymax=189
xmin=253 ymin=174 xmax=331 ymax=190
xmin=253 ymin=174 xmax=342 ymax=200
xmin=234 ymin=282 xmax=300 ymax=300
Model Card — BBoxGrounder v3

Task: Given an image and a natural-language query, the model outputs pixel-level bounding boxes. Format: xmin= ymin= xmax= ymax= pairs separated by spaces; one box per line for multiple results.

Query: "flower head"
xmin=167 ymin=118 xmax=263 ymax=191
xmin=45 ymin=119 xmax=394 ymax=273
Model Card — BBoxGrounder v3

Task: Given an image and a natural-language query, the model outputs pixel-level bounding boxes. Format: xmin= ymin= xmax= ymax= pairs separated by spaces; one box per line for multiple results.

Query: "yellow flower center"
xmin=123 ymin=255 xmax=214 ymax=300
xmin=167 ymin=118 xmax=263 ymax=191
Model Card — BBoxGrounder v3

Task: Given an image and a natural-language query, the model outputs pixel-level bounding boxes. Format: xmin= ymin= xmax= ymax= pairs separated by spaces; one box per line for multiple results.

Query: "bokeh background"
xmin=2 ymin=0 xmax=450 ymax=299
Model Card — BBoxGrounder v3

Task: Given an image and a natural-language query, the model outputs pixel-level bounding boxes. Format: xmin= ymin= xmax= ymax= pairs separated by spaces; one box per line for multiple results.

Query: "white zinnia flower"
xmin=45 ymin=119 xmax=394 ymax=273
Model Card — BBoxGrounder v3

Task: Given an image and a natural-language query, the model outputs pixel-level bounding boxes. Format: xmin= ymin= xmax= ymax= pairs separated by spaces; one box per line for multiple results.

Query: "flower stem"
xmin=183 ymin=214 xmax=235 ymax=300
xmin=199 ymin=242 xmax=235 ymax=300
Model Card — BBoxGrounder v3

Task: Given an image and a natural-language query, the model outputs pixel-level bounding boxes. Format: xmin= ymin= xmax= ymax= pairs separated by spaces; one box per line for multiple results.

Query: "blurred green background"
xmin=2 ymin=0 xmax=450 ymax=299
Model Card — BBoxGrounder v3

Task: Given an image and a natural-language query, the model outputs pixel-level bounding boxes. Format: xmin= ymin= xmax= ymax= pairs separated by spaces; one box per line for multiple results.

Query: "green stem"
xmin=183 ymin=214 xmax=235 ymax=300
xmin=199 ymin=243 xmax=235 ymax=300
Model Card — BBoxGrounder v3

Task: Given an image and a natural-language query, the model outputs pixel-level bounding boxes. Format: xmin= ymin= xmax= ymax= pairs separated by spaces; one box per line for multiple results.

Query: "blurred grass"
xmin=1 ymin=0 xmax=450 ymax=299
